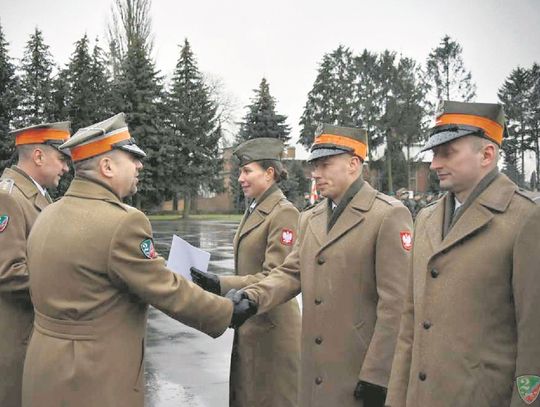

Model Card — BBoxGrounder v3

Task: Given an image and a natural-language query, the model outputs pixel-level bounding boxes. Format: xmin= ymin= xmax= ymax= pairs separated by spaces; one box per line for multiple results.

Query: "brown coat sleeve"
xmin=220 ymin=204 xmax=299 ymax=294
xmin=511 ymin=206 xmax=540 ymax=406
xmin=107 ymin=209 xmax=233 ymax=338
xmin=0 ymin=193 xmax=30 ymax=294
xmin=360 ymin=205 xmax=412 ymax=388
xmin=243 ymin=210 xmax=307 ymax=314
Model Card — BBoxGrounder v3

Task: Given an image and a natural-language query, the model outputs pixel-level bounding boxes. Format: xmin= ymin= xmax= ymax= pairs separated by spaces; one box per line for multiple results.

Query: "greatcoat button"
xmin=315 ymin=377 xmax=323 ymax=385
xmin=314 ymin=298 xmax=322 ymax=305
xmin=430 ymin=269 xmax=439 ymax=278
xmin=419 ymin=372 xmax=427 ymax=381
xmin=315 ymin=336 xmax=323 ymax=344
xmin=317 ymin=256 xmax=325 ymax=265
xmin=423 ymin=320 xmax=432 ymax=329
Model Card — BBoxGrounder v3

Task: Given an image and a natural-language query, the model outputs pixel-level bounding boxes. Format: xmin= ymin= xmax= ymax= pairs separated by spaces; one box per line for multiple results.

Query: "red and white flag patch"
xmin=400 ymin=231 xmax=413 ymax=251
xmin=280 ymin=228 xmax=294 ymax=246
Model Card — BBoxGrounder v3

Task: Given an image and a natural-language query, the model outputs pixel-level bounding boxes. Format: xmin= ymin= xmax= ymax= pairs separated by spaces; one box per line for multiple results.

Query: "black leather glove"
xmin=190 ymin=267 xmax=221 ymax=295
xmin=353 ymin=381 xmax=387 ymax=407
xmin=225 ymin=289 xmax=258 ymax=329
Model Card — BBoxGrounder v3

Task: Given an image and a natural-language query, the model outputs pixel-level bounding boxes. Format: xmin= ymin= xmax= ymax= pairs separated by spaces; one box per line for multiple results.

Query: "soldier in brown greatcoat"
xmin=0 ymin=122 xmax=71 ymax=406
xmin=386 ymin=101 xmax=539 ymax=407
xmin=21 ymin=113 xmax=252 ymax=407
xmin=228 ymin=124 xmax=413 ymax=407
xmin=191 ymin=137 xmax=301 ymax=407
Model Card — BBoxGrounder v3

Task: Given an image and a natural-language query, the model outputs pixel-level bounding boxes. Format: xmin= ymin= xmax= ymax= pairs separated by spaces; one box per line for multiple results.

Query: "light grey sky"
xmin=1 ymin=0 xmax=539 ymax=157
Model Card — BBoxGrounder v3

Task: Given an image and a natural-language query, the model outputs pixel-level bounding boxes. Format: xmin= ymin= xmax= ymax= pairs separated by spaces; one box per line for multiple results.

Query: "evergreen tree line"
xmin=1 ymin=2 xmax=538 ymax=214
xmin=299 ymin=36 xmax=539 ymax=192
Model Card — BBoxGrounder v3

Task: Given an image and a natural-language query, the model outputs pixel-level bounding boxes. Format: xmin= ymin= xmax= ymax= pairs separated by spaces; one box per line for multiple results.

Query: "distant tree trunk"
xmin=386 ymin=129 xmax=394 ymax=194
xmin=134 ymin=194 xmax=141 ymax=210
xmin=172 ymin=193 xmax=178 ymax=211
xmin=406 ymin=143 xmax=411 ymax=191
xmin=190 ymin=195 xmax=198 ymax=214
xmin=183 ymin=192 xmax=191 ymax=219
xmin=534 ymin=129 xmax=540 ymax=190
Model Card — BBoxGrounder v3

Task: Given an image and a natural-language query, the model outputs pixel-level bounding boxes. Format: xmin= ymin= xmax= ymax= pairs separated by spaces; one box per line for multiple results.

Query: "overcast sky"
xmin=1 ymin=0 xmax=539 ymax=156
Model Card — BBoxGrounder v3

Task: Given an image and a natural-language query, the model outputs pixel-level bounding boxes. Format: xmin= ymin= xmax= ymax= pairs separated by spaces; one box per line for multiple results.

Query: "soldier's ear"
xmin=349 ymin=155 xmax=361 ymax=173
xmin=481 ymin=142 xmax=497 ymax=168
xmin=99 ymin=156 xmax=115 ymax=179
xmin=32 ymin=147 xmax=45 ymax=166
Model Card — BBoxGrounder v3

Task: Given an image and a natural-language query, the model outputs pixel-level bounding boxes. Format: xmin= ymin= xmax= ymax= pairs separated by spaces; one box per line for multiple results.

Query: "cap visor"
xmin=119 ymin=144 xmax=147 ymax=158
xmin=308 ymin=147 xmax=349 ymax=162
xmin=421 ymin=128 xmax=478 ymax=152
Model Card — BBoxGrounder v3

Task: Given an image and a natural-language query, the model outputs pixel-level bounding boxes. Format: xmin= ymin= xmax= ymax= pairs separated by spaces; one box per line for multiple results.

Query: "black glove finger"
xmin=353 ymin=381 xmax=364 ymax=400
xmin=225 ymin=289 xmax=239 ymax=302
xmin=233 ymin=290 xmax=246 ymax=303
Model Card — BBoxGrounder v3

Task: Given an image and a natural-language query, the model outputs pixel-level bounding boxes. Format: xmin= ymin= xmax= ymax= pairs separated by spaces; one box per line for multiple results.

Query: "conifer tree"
xmin=426 ymin=35 xmax=476 ymax=104
xmin=237 ymin=77 xmax=291 ymax=143
xmin=16 ymin=28 xmax=56 ymax=126
xmin=526 ymin=63 xmax=540 ymax=190
xmin=299 ymin=45 xmax=355 ymax=147
xmin=166 ymin=39 xmax=223 ymax=217
xmin=0 ymin=21 xmax=19 ymax=169
xmin=109 ymin=0 xmax=166 ymax=208
xmin=352 ymin=49 xmax=381 ymax=161
xmin=498 ymin=66 xmax=531 ymax=186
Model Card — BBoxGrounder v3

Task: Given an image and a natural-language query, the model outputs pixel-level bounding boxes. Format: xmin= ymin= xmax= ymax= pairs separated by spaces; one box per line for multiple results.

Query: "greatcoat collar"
xmin=425 ymin=173 xmax=517 ymax=257
xmin=64 ymin=176 xmax=127 ymax=210
xmin=3 ymin=166 xmax=50 ymax=210
xmin=235 ymin=186 xmax=287 ymax=243
xmin=309 ymin=181 xmax=378 ymax=254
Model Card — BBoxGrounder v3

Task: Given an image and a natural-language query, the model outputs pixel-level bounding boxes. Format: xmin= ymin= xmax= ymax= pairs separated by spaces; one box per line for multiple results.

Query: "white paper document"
xmin=167 ymin=234 xmax=211 ymax=282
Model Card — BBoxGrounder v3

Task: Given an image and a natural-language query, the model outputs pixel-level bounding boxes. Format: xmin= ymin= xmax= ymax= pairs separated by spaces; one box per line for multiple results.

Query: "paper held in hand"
xmin=167 ymin=234 xmax=211 ymax=282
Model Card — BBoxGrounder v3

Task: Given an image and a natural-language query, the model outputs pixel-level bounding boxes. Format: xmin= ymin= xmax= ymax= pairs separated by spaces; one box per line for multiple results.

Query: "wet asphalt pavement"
xmin=144 ymin=219 xmax=238 ymax=407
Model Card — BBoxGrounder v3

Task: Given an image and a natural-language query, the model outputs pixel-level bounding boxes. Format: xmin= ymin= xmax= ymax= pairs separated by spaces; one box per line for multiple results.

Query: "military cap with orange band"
xmin=11 ymin=121 xmax=71 ymax=153
xmin=308 ymin=123 xmax=368 ymax=162
xmin=60 ymin=113 xmax=146 ymax=162
xmin=421 ymin=100 xmax=507 ymax=152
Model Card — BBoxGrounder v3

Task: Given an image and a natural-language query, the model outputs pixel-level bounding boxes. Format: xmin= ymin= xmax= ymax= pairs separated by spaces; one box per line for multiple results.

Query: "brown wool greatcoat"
xmin=244 ymin=181 xmax=413 ymax=407
xmin=0 ymin=166 xmax=51 ymax=407
xmin=21 ymin=177 xmax=233 ymax=407
xmin=219 ymin=187 xmax=301 ymax=407
xmin=386 ymin=174 xmax=538 ymax=407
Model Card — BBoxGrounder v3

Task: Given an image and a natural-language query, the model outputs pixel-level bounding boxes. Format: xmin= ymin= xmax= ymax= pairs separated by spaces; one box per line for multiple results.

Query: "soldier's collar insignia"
xmin=517 ymin=375 xmax=540 ymax=404
xmin=140 ymin=238 xmax=157 ymax=259
xmin=0 ymin=215 xmax=9 ymax=233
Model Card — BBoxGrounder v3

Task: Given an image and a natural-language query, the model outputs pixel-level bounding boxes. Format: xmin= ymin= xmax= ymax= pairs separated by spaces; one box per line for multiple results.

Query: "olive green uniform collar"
xmin=65 ymin=176 xmax=126 ymax=209
xmin=443 ymin=168 xmax=500 ymax=237
xmin=327 ymin=176 xmax=364 ymax=231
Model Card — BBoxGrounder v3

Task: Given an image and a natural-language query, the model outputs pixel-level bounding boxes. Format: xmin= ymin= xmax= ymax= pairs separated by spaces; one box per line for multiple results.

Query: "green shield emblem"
xmin=517 ymin=375 xmax=540 ymax=405
xmin=140 ymin=238 xmax=157 ymax=259
xmin=0 ymin=215 xmax=9 ymax=233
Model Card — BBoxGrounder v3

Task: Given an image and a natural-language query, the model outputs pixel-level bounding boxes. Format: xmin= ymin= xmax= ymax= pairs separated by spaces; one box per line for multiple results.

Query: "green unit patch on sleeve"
xmin=517 ymin=375 xmax=540 ymax=405
xmin=0 ymin=215 xmax=9 ymax=233
xmin=140 ymin=238 xmax=157 ymax=259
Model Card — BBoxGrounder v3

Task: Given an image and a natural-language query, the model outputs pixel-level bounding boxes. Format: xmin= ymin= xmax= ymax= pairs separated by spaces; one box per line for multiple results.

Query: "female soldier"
xmin=191 ymin=137 xmax=301 ymax=407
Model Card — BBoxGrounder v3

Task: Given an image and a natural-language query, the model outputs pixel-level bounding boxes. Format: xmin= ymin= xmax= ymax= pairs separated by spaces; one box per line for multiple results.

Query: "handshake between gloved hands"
xmin=190 ymin=267 xmax=257 ymax=329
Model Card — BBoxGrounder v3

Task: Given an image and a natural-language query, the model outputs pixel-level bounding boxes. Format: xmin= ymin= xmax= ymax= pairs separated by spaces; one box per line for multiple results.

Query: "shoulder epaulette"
xmin=302 ymin=199 xmax=325 ymax=212
xmin=0 ymin=178 xmax=14 ymax=194
xmin=375 ymin=193 xmax=402 ymax=206
xmin=516 ymin=188 xmax=540 ymax=203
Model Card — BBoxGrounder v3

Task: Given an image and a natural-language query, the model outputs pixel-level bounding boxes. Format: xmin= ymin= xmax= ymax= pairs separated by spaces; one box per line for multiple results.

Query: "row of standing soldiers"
xmin=1 ymin=100 xmax=539 ymax=407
